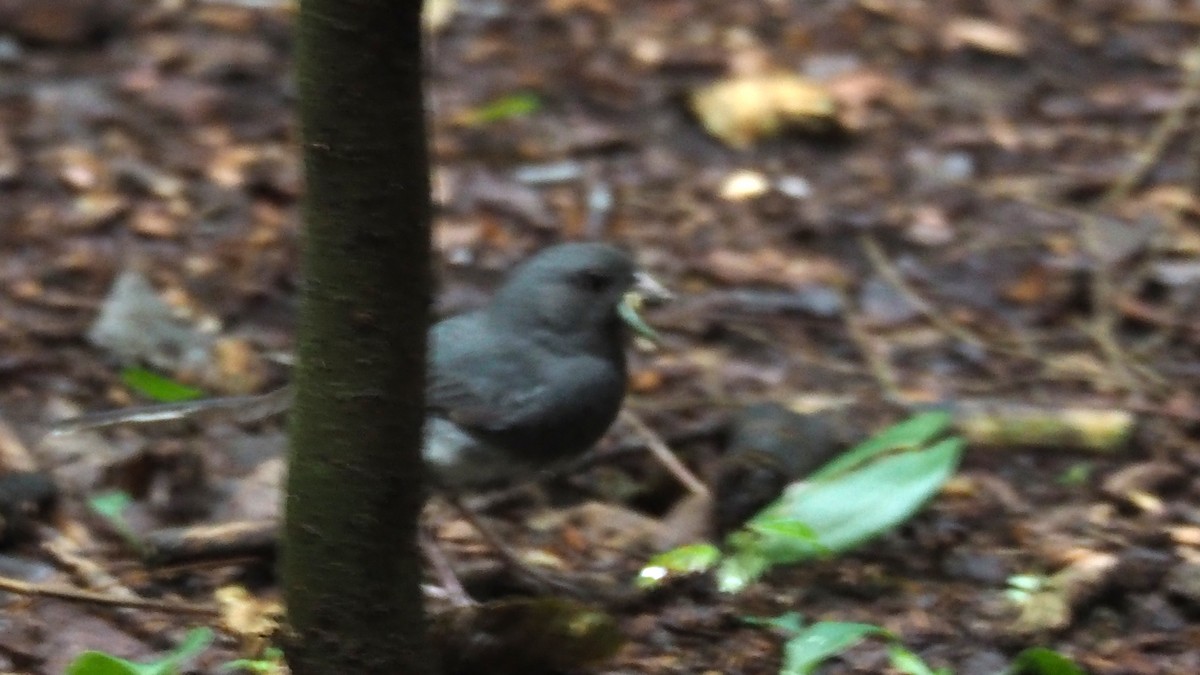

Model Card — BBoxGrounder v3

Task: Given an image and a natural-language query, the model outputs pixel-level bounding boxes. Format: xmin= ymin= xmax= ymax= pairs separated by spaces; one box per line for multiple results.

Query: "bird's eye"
xmin=575 ymin=269 xmax=612 ymax=292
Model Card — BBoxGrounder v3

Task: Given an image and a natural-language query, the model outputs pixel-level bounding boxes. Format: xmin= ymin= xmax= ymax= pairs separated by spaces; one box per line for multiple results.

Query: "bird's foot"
xmin=442 ymin=489 xmax=605 ymax=599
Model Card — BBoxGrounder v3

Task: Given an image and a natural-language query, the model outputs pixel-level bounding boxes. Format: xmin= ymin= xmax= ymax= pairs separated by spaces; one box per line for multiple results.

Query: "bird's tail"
xmin=48 ymin=386 xmax=294 ymax=435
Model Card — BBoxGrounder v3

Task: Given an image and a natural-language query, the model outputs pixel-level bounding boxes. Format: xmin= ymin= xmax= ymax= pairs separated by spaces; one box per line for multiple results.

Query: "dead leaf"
xmin=942 ymin=17 xmax=1028 ymax=57
xmin=690 ymin=72 xmax=840 ymax=149
xmin=216 ymin=585 xmax=282 ymax=653
xmin=705 ymin=248 xmax=848 ymax=289
xmin=54 ymin=146 xmax=107 ymax=191
xmin=64 ymin=192 xmax=127 ymax=231
xmin=128 ymin=204 xmax=180 ymax=238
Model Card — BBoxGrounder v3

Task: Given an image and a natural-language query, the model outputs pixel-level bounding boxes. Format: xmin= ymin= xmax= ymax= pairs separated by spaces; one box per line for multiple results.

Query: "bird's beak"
xmin=633 ymin=271 xmax=674 ymax=303
xmin=618 ymin=272 xmax=673 ymax=342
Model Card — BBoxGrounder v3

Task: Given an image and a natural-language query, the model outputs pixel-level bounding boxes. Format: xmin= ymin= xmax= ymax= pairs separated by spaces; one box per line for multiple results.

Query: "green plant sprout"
xmin=640 ymin=411 xmax=964 ymax=592
xmin=66 ymin=627 xmax=213 ymax=675
xmin=120 ymin=367 xmax=205 ymax=403
xmin=87 ymin=490 xmax=145 ymax=554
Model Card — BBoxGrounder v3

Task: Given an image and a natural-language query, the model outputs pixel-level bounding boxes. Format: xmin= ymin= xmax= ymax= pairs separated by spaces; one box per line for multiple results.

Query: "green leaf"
xmin=720 ymin=436 xmax=963 ymax=592
xmin=715 ymin=548 xmax=771 ymax=593
xmin=741 ymin=612 xmax=805 ymax=635
xmin=716 ymin=520 xmax=827 ymax=592
xmin=66 ymin=653 xmax=143 ymax=675
xmin=67 ymin=627 xmax=213 ymax=675
xmin=1007 ymin=574 xmax=1049 ymax=592
xmin=463 ymin=92 xmax=541 ymax=126
xmin=1057 ymin=462 xmax=1092 ymax=487
xmin=639 ymin=414 xmax=963 ymax=595
xmin=723 ymin=523 xmax=826 ymax=558
xmin=747 ymin=517 xmax=822 ymax=542
xmin=888 ymin=643 xmax=951 ymax=675
xmin=779 ymin=621 xmax=889 ymax=675
xmin=1005 ymin=573 xmax=1051 ymax=604
xmin=88 ymin=490 xmax=132 ymax=521
xmin=618 ymin=293 xmax=661 ymax=342
xmin=756 ymin=437 xmax=962 ymax=553
xmin=748 ymin=618 xmax=952 ymax=675
xmin=809 ymin=411 xmax=953 ymax=481
xmin=88 ymin=490 xmax=144 ymax=552
xmin=120 ymin=367 xmax=205 ymax=403
xmin=1008 ymin=647 xmax=1086 ymax=675
xmin=636 ymin=543 xmax=720 ymax=588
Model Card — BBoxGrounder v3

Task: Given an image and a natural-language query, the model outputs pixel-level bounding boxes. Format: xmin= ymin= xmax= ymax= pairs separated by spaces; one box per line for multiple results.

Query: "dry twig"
xmin=1099 ymin=46 xmax=1200 ymax=207
xmin=618 ymin=410 xmax=709 ymax=498
xmin=0 ymin=574 xmax=217 ymax=616
xmin=837 ymin=288 xmax=904 ymax=402
xmin=857 ymin=233 xmax=1016 ymax=357
xmin=1077 ymin=43 xmax=1200 ymax=394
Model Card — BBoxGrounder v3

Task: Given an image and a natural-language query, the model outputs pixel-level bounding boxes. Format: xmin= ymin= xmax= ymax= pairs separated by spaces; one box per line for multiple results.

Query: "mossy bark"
xmin=283 ymin=1 xmax=431 ymax=673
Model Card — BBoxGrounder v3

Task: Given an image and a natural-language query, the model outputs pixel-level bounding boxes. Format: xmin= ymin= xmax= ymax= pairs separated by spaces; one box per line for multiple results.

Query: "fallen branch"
xmin=0 ymin=574 xmax=217 ymax=616
xmin=143 ymin=520 xmax=278 ymax=566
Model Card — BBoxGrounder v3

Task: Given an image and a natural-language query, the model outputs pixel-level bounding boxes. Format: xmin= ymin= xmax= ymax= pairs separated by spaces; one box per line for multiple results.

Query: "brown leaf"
xmin=690 ymin=72 xmax=840 ymax=149
xmin=704 ymin=248 xmax=848 ymax=289
xmin=942 ymin=17 xmax=1027 ymax=57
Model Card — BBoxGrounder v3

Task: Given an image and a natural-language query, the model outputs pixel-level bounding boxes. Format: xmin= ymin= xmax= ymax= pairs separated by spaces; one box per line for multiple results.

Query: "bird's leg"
xmin=419 ymin=529 xmax=476 ymax=607
xmin=441 ymin=490 xmax=582 ymax=597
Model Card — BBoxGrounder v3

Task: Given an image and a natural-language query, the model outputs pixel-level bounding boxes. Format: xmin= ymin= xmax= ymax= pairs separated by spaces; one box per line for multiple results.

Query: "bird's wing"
xmin=425 ymin=314 xmax=545 ymax=431
xmin=429 ymin=360 xmax=622 ymax=437
xmin=427 ymin=325 xmax=615 ymax=434
xmin=426 ymin=371 xmax=549 ymax=432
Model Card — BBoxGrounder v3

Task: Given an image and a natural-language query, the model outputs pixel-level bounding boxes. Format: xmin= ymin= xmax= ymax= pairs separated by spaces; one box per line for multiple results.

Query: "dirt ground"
xmin=1 ymin=0 xmax=1199 ymax=673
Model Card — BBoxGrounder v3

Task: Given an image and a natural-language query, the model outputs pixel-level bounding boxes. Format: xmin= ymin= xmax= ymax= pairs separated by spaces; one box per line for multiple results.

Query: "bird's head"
xmin=488 ymin=242 xmax=671 ymax=351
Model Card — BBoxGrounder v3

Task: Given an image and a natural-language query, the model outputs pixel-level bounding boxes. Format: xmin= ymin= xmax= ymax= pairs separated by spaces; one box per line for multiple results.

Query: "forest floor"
xmin=0 ymin=1 xmax=1199 ymax=673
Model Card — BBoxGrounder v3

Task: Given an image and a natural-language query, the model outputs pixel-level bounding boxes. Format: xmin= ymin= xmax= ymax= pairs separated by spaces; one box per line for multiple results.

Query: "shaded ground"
xmin=1 ymin=0 xmax=1199 ymax=673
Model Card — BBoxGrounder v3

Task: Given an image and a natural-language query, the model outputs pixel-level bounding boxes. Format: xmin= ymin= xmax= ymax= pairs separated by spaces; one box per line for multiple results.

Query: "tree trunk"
xmin=283 ymin=1 xmax=431 ymax=672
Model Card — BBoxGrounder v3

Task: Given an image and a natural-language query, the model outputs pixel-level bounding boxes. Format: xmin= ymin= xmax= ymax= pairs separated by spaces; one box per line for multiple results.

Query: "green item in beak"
xmin=618 ymin=291 xmax=660 ymax=342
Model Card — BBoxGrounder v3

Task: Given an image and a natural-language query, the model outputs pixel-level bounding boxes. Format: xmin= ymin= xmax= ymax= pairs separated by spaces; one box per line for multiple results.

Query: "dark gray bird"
xmin=53 ymin=243 xmax=669 ymax=597
xmin=426 ymin=242 xmax=669 ymax=488
xmin=52 ymin=243 xmax=670 ymax=488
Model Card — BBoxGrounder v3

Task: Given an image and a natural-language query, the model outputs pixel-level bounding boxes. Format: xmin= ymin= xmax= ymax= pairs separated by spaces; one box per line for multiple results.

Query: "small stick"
xmin=420 ymin=531 xmax=475 ymax=607
xmin=1100 ymin=45 xmax=1200 ymax=206
xmin=39 ymin=525 xmax=200 ymax=649
xmin=143 ymin=520 xmax=278 ymax=566
xmin=857 ymin=233 xmax=1013 ymax=357
xmin=0 ymin=574 xmax=217 ymax=615
xmin=1077 ymin=44 xmax=1200 ymax=395
xmin=468 ymin=417 xmax=727 ymax=512
xmin=619 ymin=410 xmax=709 ymax=498
xmin=838 ymin=290 xmax=904 ymax=403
